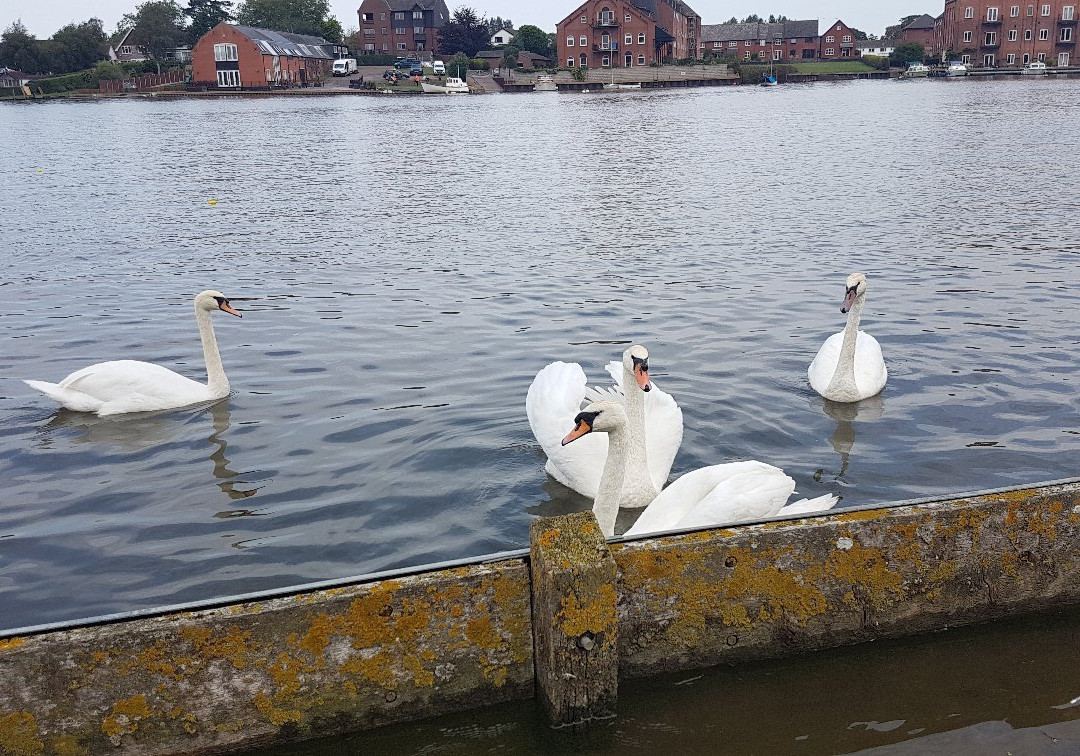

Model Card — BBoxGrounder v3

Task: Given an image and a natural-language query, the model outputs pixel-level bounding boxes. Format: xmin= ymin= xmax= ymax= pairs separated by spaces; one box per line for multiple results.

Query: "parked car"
xmin=409 ymin=63 xmax=424 ymax=76
xmin=432 ymin=60 xmax=445 ymax=75
xmin=393 ymin=58 xmax=412 ymax=69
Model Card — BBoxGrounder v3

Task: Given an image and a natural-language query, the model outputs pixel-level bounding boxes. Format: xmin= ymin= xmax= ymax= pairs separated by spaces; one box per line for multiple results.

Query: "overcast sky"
xmin=8 ymin=0 xmax=936 ymax=40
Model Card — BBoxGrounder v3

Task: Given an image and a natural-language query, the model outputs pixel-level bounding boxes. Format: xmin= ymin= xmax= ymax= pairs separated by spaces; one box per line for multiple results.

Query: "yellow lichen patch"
xmin=49 ymin=735 xmax=87 ymax=756
xmin=135 ymin=642 xmax=182 ymax=681
xmin=101 ymin=695 xmax=153 ymax=739
xmin=0 ymin=712 xmax=44 ymax=756
xmin=616 ymin=548 xmax=682 ymax=591
xmin=0 ymin=637 xmax=24 ymax=652
xmin=890 ymin=521 xmax=924 ymax=566
xmin=253 ymin=692 xmax=302 ymax=727
xmin=536 ymin=528 xmax=561 ymax=550
xmin=180 ymin=624 xmax=254 ymax=670
xmin=833 ymin=509 xmax=890 ymax=523
xmin=935 ymin=507 xmax=991 ymax=546
xmin=465 ymin=615 xmax=501 ymax=650
xmin=1021 ymin=499 xmax=1064 ymax=543
xmin=339 ymin=649 xmax=398 ymax=689
xmin=298 ymin=613 xmax=334 ymax=659
xmin=558 ymin=584 xmax=617 ymax=637
xmin=268 ymin=653 xmax=305 ymax=698
xmin=403 ymin=655 xmax=435 ymax=687
xmin=828 ymin=542 xmax=903 ymax=608
xmin=721 ymin=562 xmax=829 ymax=626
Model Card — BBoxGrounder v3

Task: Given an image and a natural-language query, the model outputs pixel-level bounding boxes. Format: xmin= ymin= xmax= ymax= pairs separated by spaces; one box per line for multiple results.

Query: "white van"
xmin=332 ymin=58 xmax=358 ymax=76
xmin=432 ymin=60 xmax=445 ymax=75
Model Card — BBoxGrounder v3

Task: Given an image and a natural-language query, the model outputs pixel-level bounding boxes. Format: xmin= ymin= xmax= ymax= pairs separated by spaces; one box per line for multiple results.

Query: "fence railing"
xmin=98 ymin=70 xmax=186 ymax=92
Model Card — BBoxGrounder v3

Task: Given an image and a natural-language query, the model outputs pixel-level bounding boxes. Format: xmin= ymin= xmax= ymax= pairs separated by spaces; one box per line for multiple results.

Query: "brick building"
xmin=191 ymin=24 xmax=338 ymax=88
xmin=700 ymin=19 xmax=820 ymax=61
xmin=900 ymin=13 xmax=938 ymax=49
xmin=356 ymin=0 xmax=450 ymax=58
xmin=555 ymin=0 xmax=701 ymax=69
xmin=941 ymin=0 xmax=1077 ymax=67
xmin=818 ymin=19 xmax=858 ymax=58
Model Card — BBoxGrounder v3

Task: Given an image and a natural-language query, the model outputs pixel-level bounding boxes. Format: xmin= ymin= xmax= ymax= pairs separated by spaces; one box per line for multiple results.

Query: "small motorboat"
xmin=1022 ymin=60 xmax=1048 ymax=75
xmin=946 ymin=60 xmax=969 ymax=77
xmin=534 ymin=74 xmax=557 ymax=91
xmin=900 ymin=62 xmax=930 ymax=78
xmin=420 ymin=76 xmax=470 ymax=94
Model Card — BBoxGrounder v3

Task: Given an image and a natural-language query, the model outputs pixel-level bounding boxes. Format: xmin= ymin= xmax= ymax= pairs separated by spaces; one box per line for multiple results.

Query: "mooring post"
xmin=529 ymin=511 xmax=618 ymax=728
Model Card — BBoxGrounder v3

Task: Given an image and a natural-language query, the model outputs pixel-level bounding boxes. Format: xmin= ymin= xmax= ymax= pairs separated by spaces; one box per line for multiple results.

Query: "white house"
xmin=489 ymin=27 xmax=514 ymax=47
xmin=857 ymin=41 xmax=895 ymax=58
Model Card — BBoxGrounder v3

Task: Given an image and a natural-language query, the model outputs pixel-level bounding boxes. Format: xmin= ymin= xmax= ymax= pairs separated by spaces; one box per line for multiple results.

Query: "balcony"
xmin=1059 ymin=16 xmax=1078 ymax=24
xmin=593 ymin=19 xmax=619 ymax=28
xmin=982 ymin=17 xmax=1003 ymax=25
xmin=1056 ymin=36 xmax=1077 ymax=44
xmin=592 ymin=42 xmax=619 ymax=52
xmin=981 ymin=40 xmax=1000 ymax=47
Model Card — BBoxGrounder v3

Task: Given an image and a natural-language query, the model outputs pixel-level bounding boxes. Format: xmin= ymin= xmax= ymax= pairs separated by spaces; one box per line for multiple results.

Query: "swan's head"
xmin=195 ymin=290 xmax=242 ymax=318
xmin=622 ymin=345 xmax=651 ymax=392
xmin=841 ymin=273 xmax=867 ymax=314
xmin=561 ymin=400 xmax=626 ymax=446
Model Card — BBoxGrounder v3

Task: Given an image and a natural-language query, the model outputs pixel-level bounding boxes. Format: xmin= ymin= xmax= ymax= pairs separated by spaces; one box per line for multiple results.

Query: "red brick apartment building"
xmin=941 ymin=0 xmax=1077 ymax=66
xmin=556 ymin=0 xmax=701 ymax=69
xmin=191 ymin=24 xmax=338 ymax=88
xmin=698 ymin=18 xmax=857 ymax=61
xmin=356 ymin=0 xmax=450 ymax=57
xmin=900 ymin=13 xmax=938 ymax=48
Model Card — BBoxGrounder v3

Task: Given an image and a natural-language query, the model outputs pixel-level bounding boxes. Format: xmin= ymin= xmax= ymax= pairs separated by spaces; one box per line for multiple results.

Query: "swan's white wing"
xmin=24 ymin=380 xmax=104 ymax=413
xmin=605 ymin=360 xmax=684 ymax=490
xmin=624 ymin=461 xmax=794 ymax=537
xmin=526 ymin=361 xmax=607 ymax=499
xmin=33 ymin=360 xmax=209 ymax=415
xmin=807 ymin=331 xmax=844 ymax=395
xmin=854 ymin=331 xmax=887 ymax=398
xmin=776 ymin=493 xmax=839 ymax=517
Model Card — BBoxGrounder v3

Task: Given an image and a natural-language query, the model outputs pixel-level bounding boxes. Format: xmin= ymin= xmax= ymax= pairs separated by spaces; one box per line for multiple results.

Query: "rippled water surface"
xmin=2 ymin=79 xmax=1080 ymax=629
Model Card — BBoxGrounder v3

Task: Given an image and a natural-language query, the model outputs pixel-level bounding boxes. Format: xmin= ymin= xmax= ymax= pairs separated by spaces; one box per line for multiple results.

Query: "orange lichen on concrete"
xmin=48 ymin=735 xmax=87 ymax=756
xmin=0 ymin=711 xmax=44 ymax=756
xmin=558 ymin=584 xmax=617 ymax=637
xmin=252 ymin=692 xmax=301 ymax=727
xmin=297 ymin=612 xmax=334 ymax=659
xmin=0 ymin=638 xmax=24 ymax=652
xmin=179 ymin=624 xmax=254 ymax=670
xmin=100 ymin=695 xmax=153 ymax=739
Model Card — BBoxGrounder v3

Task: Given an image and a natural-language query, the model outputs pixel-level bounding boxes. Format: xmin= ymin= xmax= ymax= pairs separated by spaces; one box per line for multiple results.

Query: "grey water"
xmin=2 ymin=79 xmax=1080 ymax=638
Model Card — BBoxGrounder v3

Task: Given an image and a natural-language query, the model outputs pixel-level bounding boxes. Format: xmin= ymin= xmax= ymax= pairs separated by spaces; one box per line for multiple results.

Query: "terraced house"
xmin=555 ymin=0 xmax=701 ymax=69
xmin=357 ymin=0 xmax=450 ymax=57
xmin=698 ymin=19 xmax=858 ymax=61
xmin=941 ymin=0 xmax=1077 ymax=67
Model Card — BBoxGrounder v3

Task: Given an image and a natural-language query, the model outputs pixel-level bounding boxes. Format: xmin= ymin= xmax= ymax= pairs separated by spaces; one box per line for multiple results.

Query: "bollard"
xmin=529 ymin=511 xmax=618 ymax=728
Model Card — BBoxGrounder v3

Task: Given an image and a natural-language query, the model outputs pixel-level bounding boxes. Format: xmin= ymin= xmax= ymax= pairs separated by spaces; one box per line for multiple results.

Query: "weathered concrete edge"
xmin=613 ymin=481 xmax=1080 ymax=678
xmin=0 ymin=560 xmax=533 ymax=755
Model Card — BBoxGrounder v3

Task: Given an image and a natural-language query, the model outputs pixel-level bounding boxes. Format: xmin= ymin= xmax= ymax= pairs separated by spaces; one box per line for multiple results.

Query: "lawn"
xmin=790 ymin=61 xmax=877 ymax=74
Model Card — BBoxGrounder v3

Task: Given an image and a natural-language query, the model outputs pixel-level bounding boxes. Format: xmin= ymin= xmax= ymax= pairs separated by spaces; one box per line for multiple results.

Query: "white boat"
xmin=900 ymin=62 xmax=930 ymax=78
xmin=603 ymin=82 xmax=641 ymax=90
xmin=420 ymin=76 xmax=469 ymax=94
xmin=946 ymin=61 xmax=969 ymax=77
xmin=533 ymin=74 xmax=557 ymax=92
xmin=1022 ymin=60 xmax=1048 ymax=75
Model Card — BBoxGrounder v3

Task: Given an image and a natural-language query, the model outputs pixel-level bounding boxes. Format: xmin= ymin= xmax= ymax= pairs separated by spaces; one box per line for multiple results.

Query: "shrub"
xmin=571 ymin=65 xmax=587 ymax=81
xmin=93 ymin=61 xmax=125 ymax=80
xmin=861 ymin=54 xmax=890 ymax=71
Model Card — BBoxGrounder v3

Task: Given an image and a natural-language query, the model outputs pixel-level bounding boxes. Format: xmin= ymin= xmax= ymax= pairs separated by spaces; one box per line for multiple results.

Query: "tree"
xmin=485 ymin=15 xmax=512 ymax=35
xmin=742 ymin=14 xmax=762 ymax=23
xmin=513 ymin=24 xmax=550 ymax=56
xmin=51 ymin=18 xmax=108 ymax=73
xmin=849 ymin=27 xmax=869 ymax=41
xmin=726 ymin=16 xmax=738 ymax=24
xmin=437 ymin=6 xmax=488 ymax=57
xmin=186 ymin=0 xmax=233 ymax=42
xmin=121 ymin=1 xmax=188 ymax=72
xmin=500 ymin=43 xmax=519 ymax=72
xmin=0 ymin=20 xmax=45 ymax=74
xmin=890 ymin=42 xmax=925 ymax=67
xmin=445 ymin=51 xmax=471 ymax=79
xmin=235 ymin=0 xmax=341 ymax=40
xmin=884 ymin=14 xmax=922 ymax=40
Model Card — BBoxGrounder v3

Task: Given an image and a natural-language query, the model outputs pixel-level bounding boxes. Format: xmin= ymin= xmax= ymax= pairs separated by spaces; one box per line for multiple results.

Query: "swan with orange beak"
xmin=808 ymin=272 xmax=888 ymax=403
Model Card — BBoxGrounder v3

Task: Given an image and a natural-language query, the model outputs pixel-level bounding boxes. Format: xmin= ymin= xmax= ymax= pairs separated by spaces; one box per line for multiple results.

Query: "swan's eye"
xmin=632 ymin=356 xmax=648 ymax=371
xmin=213 ymin=296 xmax=225 ymax=306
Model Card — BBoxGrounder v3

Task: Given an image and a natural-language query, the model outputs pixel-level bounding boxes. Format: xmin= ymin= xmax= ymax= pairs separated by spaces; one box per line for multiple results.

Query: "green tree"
xmin=500 ymin=43 xmax=519 ymax=72
xmin=437 ymin=6 xmax=488 ymax=57
xmin=121 ymin=1 xmax=188 ymax=72
xmin=186 ymin=0 xmax=233 ymax=41
xmin=726 ymin=16 xmax=738 ymax=24
xmin=445 ymin=51 xmax=471 ymax=79
xmin=513 ymin=24 xmax=550 ymax=56
xmin=485 ymin=15 xmax=512 ymax=36
xmin=0 ymin=20 xmax=45 ymax=74
xmin=51 ymin=18 xmax=108 ymax=73
xmin=742 ymin=14 xmax=762 ymax=22
xmin=889 ymin=42 xmax=925 ymax=67
xmin=849 ymin=27 xmax=869 ymax=41
xmin=236 ymin=0 xmax=340 ymax=40
xmin=92 ymin=59 xmax=126 ymax=79
xmin=884 ymin=15 xmax=922 ymax=40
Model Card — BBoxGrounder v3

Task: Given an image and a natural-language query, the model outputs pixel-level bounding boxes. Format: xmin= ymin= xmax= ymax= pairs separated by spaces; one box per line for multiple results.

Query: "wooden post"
xmin=529 ymin=511 xmax=618 ymax=727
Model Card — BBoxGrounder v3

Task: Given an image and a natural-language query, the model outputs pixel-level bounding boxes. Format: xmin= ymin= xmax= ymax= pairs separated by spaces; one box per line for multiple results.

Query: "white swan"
xmin=24 ymin=290 xmax=242 ymax=416
xmin=526 ymin=345 xmax=683 ymax=509
xmin=561 ymin=400 xmax=837 ymax=538
xmin=808 ymin=272 xmax=887 ymax=403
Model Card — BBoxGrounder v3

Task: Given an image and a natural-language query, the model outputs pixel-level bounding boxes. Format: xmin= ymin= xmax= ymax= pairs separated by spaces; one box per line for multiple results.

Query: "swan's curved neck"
xmin=621 ymin=366 xmax=658 ymax=505
xmin=196 ymin=306 xmax=229 ymax=395
xmin=828 ymin=293 xmax=865 ymax=393
xmin=594 ymin=426 xmax=629 ymax=538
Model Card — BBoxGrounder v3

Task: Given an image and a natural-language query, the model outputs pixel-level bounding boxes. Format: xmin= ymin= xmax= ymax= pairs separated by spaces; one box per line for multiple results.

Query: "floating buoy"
xmin=207 ymin=199 xmax=217 ymax=205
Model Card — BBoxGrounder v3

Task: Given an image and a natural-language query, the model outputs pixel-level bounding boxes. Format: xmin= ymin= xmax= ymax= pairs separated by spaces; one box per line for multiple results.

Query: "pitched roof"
xmin=233 ymin=25 xmax=335 ymax=58
xmin=475 ymin=49 xmax=504 ymax=59
xmin=700 ymin=19 xmax=818 ymax=43
xmin=902 ymin=14 xmax=937 ymax=30
xmin=388 ymin=0 xmax=443 ymax=10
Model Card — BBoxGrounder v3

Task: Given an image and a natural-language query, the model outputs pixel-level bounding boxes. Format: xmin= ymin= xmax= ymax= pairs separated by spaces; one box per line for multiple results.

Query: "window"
xmin=1060 ymin=51 xmax=1071 ymax=64
xmin=964 ymin=30 xmax=973 ymax=41
xmin=745 ymin=40 xmax=751 ymax=46
xmin=380 ymin=12 xmax=385 ymax=19
xmin=361 ymin=12 xmax=373 ymax=21
xmin=599 ymin=8 xmax=614 ymax=25
xmin=774 ymin=36 xmax=782 ymax=44
xmin=1011 ymin=5 xmax=1019 ymax=15
xmin=397 ymin=42 xmax=405 ymax=49
xmin=987 ymin=7 xmax=999 ymax=20
xmin=119 ymin=45 xmax=133 ymax=54
xmin=380 ymin=27 xmax=386 ymax=34
xmin=965 ymin=6 xmax=974 ymax=18
xmin=1040 ymin=27 xmax=1049 ymax=38
xmin=825 ymin=35 xmax=834 ymax=42
xmin=601 ymin=33 xmax=610 ymax=49
xmin=1009 ymin=29 xmax=1017 ymax=40
xmin=1038 ymin=51 xmax=1046 ymax=59
xmin=842 ymin=35 xmax=851 ymax=42
xmin=580 ymin=15 xmax=587 ymax=23
xmin=1027 ymin=4 xmax=1034 ymax=15
xmin=414 ymin=26 xmax=423 ymax=34
xmin=1063 ymin=27 xmax=1074 ymax=40
xmin=1066 ymin=6 xmax=1077 ymax=20
xmin=790 ymin=48 xmax=796 ymax=56
xmin=985 ymin=31 xmax=997 ymax=44
xmin=638 ymin=33 xmax=645 ymax=43
xmin=1007 ymin=52 xmax=1016 ymax=62
xmin=1042 ymin=4 xmax=1051 ymax=15
xmin=567 ymin=36 xmax=574 ymax=46
xmin=984 ymin=53 xmax=995 ymax=65
xmin=790 ymin=37 xmax=796 ymax=43
xmin=962 ymin=53 xmax=972 ymax=62
xmin=394 ymin=11 xmax=404 ymax=19
xmin=729 ymin=41 xmax=737 ymax=47
xmin=637 ymin=54 xmax=645 ymax=64
xmin=625 ymin=14 xmax=631 ymax=22
xmin=824 ymin=47 xmax=834 ymax=55
xmin=363 ymin=28 xmax=374 ymax=36
xmin=602 ymin=55 xmax=609 ymax=66
xmin=803 ymin=48 xmax=815 ymax=58
xmin=744 ymin=50 xmax=752 ymax=59
xmin=1023 ymin=52 xmax=1031 ymax=61
xmin=213 ymin=43 xmax=237 ymax=61
xmin=567 ymin=57 xmax=574 ymax=66
xmin=364 ymin=42 xmax=374 ymax=50
xmin=1026 ymin=29 xmax=1032 ymax=38
xmin=836 ymin=24 xmax=842 ymax=29
xmin=216 ymin=69 xmax=240 ymax=87
xmin=625 ymin=52 xmax=632 ymax=65
xmin=395 ymin=26 xmax=405 ymax=34
xmin=773 ymin=50 xmax=781 ymax=60
xmin=579 ymin=35 xmax=586 ymax=46
xmin=626 ymin=34 xmax=633 ymax=44
xmin=580 ymin=53 xmax=587 ymax=65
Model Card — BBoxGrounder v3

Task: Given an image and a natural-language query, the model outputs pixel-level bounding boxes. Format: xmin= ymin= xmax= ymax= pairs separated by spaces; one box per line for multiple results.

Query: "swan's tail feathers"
xmin=24 ymin=379 xmax=104 ymax=413
xmin=778 ymin=493 xmax=839 ymax=517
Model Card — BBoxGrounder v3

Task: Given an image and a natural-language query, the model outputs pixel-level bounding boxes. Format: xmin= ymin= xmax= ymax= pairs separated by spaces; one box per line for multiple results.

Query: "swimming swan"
xmin=24 ymin=290 xmax=242 ymax=416
xmin=562 ymin=400 xmax=837 ymax=538
xmin=808 ymin=272 xmax=887 ymax=403
xmin=526 ymin=345 xmax=682 ymax=509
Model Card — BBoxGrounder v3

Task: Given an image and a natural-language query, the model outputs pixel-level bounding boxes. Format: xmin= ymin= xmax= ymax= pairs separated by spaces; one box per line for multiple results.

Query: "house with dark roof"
xmin=191 ymin=23 xmax=339 ymax=88
xmin=356 ymin=0 xmax=450 ymax=58
xmin=0 ymin=68 xmax=34 ymax=88
xmin=700 ymin=19 xmax=820 ymax=61
xmin=818 ymin=19 xmax=858 ymax=59
xmin=556 ymin=0 xmax=701 ymax=69
xmin=109 ymin=27 xmax=192 ymax=63
xmin=489 ymin=27 xmax=515 ymax=47
xmin=899 ymin=13 xmax=937 ymax=49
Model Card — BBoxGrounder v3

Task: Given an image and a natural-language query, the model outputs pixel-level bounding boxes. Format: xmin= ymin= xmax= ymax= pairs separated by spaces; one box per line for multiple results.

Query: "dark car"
xmin=393 ymin=58 xmax=412 ymax=69
xmin=409 ymin=63 xmax=424 ymax=76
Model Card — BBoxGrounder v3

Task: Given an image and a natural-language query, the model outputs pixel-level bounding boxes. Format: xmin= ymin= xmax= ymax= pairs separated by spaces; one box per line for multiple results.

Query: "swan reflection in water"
xmin=817 ymin=394 xmax=885 ymax=482
xmin=40 ymin=399 xmax=261 ymax=506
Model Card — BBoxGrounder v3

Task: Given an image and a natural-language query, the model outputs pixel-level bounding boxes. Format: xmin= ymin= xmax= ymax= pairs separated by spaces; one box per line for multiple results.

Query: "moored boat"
xmin=420 ymin=76 xmax=470 ymax=94
xmin=900 ymin=62 xmax=930 ymax=78
xmin=1022 ymin=60 xmax=1048 ymax=75
xmin=534 ymin=74 xmax=557 ymax=91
